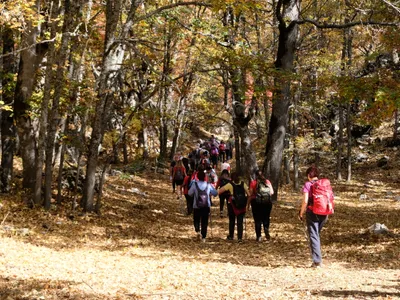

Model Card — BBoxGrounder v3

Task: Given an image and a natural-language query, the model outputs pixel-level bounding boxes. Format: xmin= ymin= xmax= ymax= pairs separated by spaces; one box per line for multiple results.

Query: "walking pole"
xmin=301 ymin=218 xmax=312 ymax=257
xmin=209 ymin=207 xmax=213 ymax=238
xmin=244 ymin=213 xmax=247 ymax=240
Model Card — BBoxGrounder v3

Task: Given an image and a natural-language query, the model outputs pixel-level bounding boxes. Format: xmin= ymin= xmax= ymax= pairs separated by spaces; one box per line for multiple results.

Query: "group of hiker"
xmin=169 ymin=137 xmax=334 ymax=268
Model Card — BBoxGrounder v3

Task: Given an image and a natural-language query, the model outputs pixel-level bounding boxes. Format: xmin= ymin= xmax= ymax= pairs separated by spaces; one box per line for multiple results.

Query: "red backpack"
xmin=309 ymin=179 xmax=334 ymax=215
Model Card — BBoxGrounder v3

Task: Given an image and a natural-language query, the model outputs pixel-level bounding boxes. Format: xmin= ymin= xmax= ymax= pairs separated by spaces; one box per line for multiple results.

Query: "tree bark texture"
xmin=13 ymin=0 xmax=47 ymax=198
xmin=82 ymin=0 xmax=126 ymax=211
xmin=1 ymin=26 xmax=17 ymax=193
xmin=263 ymin=0 xmax=300 ymax=202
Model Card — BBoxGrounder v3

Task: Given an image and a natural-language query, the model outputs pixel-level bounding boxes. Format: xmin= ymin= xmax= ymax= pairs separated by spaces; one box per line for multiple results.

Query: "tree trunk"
xmin=160 ymin=25 xmax=173 ymax=161
xmin=82 ymin=0 xmax=126 ymax=212
xmin=336 ymin=102 xmax=344 ymax=181
xmin=346 ymin=102 xmax=352 ymax=182
xmin=1 ymin=26 xmax=17 ymax=193
xmin=394 ymin=109 xmax=399 ymax=141
xmin=292 ymin=83 xmax=301 ymax=190
xmin=122 ymin=133 xmax=129 ymax=164
xmin=44 ymin=0 xmax=77 ymax=209
xmin=263 ymin=0 xmax=300 ymax=202
xmin=14 ymin=0 xmax=47 ymax=200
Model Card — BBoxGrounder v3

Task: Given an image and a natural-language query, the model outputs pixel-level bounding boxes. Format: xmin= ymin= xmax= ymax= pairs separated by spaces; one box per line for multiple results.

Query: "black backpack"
xmin=232 ymin=182 xmax=247 ymax=209
xmin=255 ymin=180 xmax=272 ymax=204
xmin=194 ymin=182 xmax=209 ymax=208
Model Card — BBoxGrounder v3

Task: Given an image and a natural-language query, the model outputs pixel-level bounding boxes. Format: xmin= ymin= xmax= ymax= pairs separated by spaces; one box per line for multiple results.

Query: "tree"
xmin=263 ymin=0 xmax=300 ymax=201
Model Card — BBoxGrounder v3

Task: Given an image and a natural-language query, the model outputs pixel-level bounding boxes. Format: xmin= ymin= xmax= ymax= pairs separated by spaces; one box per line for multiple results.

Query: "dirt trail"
xmin=0 ymin=172 xmax=399 ymax=299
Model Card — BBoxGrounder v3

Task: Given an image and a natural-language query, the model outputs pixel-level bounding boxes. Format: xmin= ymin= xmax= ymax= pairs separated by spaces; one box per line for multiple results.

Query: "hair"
xmin=206 ymin=166 xmax=212 ymax=171
xmin=220 ymin=169 xmax=229 ymax=177
xmin=176 ymin=160 xmax=183 ymax=167
xmin=253 ymin=169 xmax=265 ymax=181
xmin=187 ymin=169 xmax=194 ymax=177
xmin=230 ymin=171 xmax=241 ymax=183
xmin=306 ymin=165 xmax=319 ymax=178
xmin=197 ymin=169 xmax=206 ymax=181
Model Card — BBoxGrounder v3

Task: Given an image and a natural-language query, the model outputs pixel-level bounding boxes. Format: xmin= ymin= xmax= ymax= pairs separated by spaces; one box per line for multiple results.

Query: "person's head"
xmin=197 ymin=169 xmax=206 ymax=181
xmin=220 ymin=169 xmax=229 ymax=179
xmin=197 ymin=165 xmax=205 ymax=173
xmin=254 ymin=169 xmax=265 ymax=181
xmin=187 ymin=169 xmax=193 ymax=177
xmin=306 ymin=165 xmax=319 ymax=179
xmin=230 ymin=171 xmax=241 ymax=183
xmin=176 ymin=160 xmax=183 ymax=167
xmin=206 ymin=166 xmax=212 ymax=173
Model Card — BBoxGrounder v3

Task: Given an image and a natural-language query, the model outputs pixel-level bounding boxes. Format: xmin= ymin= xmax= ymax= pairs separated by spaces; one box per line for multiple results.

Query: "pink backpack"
xmin=309 ymin=179 xmax=334 ymax=215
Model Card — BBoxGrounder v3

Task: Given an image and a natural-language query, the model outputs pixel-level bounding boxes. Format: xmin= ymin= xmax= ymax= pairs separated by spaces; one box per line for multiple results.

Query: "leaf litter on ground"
xmin=0 ymin=169 xmax=399 ymax=299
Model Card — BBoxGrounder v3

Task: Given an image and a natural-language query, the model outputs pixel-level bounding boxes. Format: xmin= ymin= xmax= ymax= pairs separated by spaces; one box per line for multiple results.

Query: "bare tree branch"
xmin=133 ymin=1 xmax=212 ymax=24
xmin=382 ymin=0 xmax=400 ymax=15
xmin=0 ymin=37 xmax=56 ymax=59
xmin=296 ymin=18 xmax=398 ymax=28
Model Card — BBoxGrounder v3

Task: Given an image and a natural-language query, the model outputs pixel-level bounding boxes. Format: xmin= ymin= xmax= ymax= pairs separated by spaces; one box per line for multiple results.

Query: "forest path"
xmin=0 ymin=171 xmax=399 ymax=299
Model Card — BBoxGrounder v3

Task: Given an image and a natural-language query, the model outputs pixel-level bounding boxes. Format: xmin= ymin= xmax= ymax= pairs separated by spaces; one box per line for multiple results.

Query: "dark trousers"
xmin=251 ymin=201 xmax=273 ymax=238
xmin=306 ymin=211 xmax=328 ymax=264
xmin=227 ymin=203 xmax=244 ymax=240
xmin=185 ymin=194 xmax=193 ymax=215
xmin=225 ymin=149 xmax=231 ymax=160
xmin=219 ymin=151 xmax=225 ymax=162
xmin=219 ymin=194 xmax=229 ymax=212
xmin=172 ymin=180 xmax=176 ymax=192
xmin=193 ymin=207 xmax=210 ymax=238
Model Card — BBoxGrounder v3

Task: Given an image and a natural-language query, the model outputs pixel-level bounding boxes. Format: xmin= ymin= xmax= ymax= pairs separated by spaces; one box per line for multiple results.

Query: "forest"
xmin=0 ymin=0 xmax=399 ymax=299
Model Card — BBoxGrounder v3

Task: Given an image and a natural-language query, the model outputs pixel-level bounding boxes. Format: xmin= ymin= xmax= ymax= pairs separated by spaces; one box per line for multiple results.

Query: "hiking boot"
xmin=256 ymin=236 xmax=262 ymax=242
xmin=237 ymin=239 xmax=243 ymax=244
xmin=196 ymin=231 xmax=201 ymax=240
xmin=201 ymin=238 xmax=206 ymax=243
xmin=265 ymin=231 xmax=271 ymax=241
xmin=226 ymin=235 xmax=233 ymax=241
xmin=220 ymin=211 xmax=224 ymax=218
xmin=311 ymin=262 xmax=322 ymax=268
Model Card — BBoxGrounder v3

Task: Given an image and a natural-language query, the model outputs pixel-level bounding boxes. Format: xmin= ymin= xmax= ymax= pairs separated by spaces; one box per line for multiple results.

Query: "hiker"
xmin=169 ymin=154 xmax=180 ymax=193
xmin=206 ymin=166 xmax=218 ymax=188
xmin=172 ymin=159 xmax=187 ymax=199
xmin=216 ymin=169 xmax=231 ymax=218
xmin=210 ymin=144 xmax=219 ymax=169
xmin=218 ymin=172 xmax=249 ymax=243
xmin=188 ymin=168 xmax=218 ymax=242
xmin=200 ymin=151 xmax=211 ymax=169
xmin=182 ymin=169 xmax=194 ymax=215
xmin=225 ymin=136 xmax=234 ymax=160
xmin=182 ymin=156 xmax=190 ymax=173
xmin=299 ymin=165 xmax=329 ymax=268
xmin=221 ymin=160 xmax=231 ymax=173
xmin=218 ymin=141 xmax=226 ymax=162
xmin=247 ymin=169 xmax=274 ymax=241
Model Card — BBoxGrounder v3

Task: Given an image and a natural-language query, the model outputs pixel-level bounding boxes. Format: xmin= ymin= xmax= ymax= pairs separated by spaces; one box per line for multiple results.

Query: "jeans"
xmin=193 ymin=207 xmax=210 ymax=238
xmin=227 ymin=203 xmax=244 ymax=240
xmin=306 ymin=210 xmax=328 ymax=264
xmin=251 ymin=201 xmax=273 ymax=238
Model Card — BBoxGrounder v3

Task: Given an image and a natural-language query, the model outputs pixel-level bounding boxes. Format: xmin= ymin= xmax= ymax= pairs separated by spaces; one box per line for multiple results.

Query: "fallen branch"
xmin=1 ymin=212 xmax=10 ymax=225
